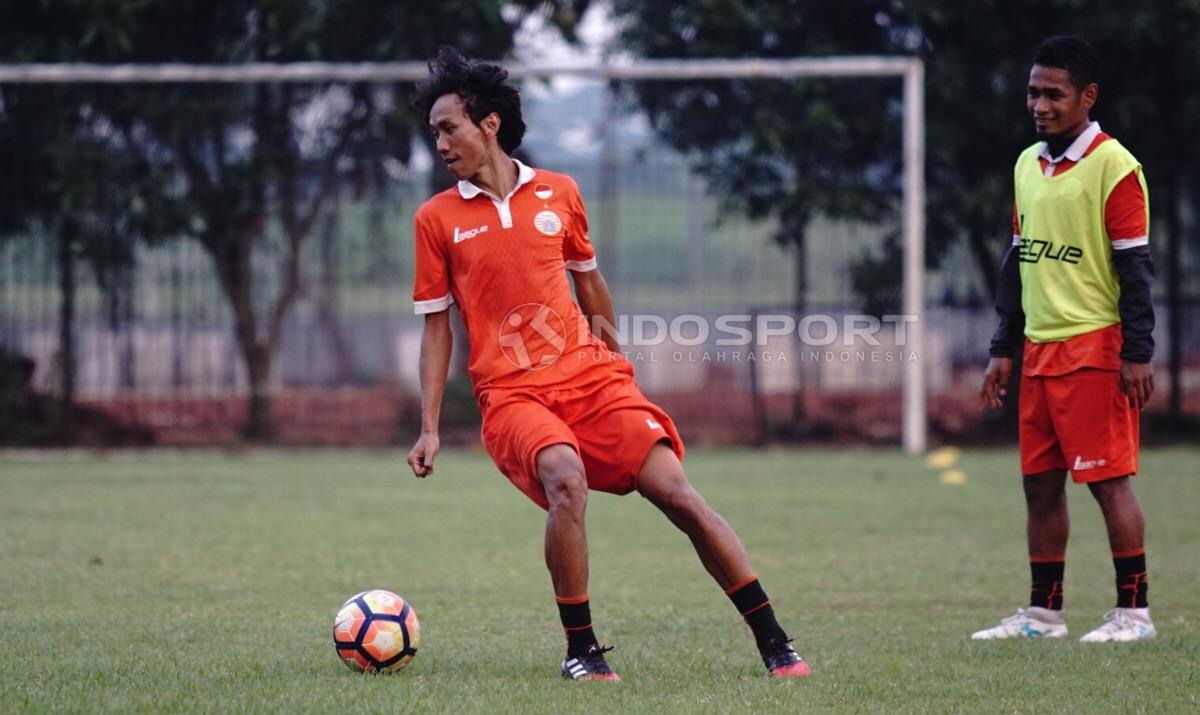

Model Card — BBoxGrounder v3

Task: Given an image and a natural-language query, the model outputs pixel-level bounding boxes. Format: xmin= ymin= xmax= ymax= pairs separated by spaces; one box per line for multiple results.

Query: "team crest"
xmin=533 ymin=210 xmax=563 ymax=236
xmin=534 ymin=183 xmax=553 ymax=200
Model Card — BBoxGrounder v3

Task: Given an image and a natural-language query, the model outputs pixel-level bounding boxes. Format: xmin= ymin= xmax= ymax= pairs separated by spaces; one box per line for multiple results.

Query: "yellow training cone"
xmin=939 ymin=469 xmax=967 ymax=486
xmin=926 ymin=446 xmax=961 ymax=470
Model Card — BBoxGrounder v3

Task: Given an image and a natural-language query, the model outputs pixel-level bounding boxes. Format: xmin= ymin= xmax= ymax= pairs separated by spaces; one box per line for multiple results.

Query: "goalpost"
xmin=0 ymin=57 xmax=927 ymax=453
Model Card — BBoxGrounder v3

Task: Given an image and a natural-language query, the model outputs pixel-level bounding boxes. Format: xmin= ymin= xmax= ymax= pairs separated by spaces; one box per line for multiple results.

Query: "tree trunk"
xmin=208 ymin=236 xmax=275 ymax=441
xmin=966 ymin=226 xmax=1000 ymax=305
xmin=791 ymin=232 xmax=807 ymax=436
xmin=317 ymin=190 xmax=355 ymax=384
xmin=55 ymin=224 xmax=77 ymax=437
xmin=243 ymin=341 xmax=273 ymax=441
xmin=1164 ymin=169 xmax=1182 ymax=418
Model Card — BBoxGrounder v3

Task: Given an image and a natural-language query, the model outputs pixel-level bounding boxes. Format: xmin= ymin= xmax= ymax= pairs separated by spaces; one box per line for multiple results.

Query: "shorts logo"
xmin=534 ymin=183 xmax=553 ymax=200
xmin=454 ymin=224 xmax=489 ymax=244
xmin=1073 ymin=455 xmax=1107 ymax=471
xmin=499 ymin=303 xmax=566 ymax=371
xmin=646 ymin=418 xmax=663 ymax=431
xmin=533 ymin=210 xmax=563 ymax=236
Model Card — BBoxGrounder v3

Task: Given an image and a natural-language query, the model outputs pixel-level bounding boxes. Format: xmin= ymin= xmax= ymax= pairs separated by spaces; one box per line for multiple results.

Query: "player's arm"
xmin=409 ymin=209 xmax=454 ymax=477
xmin=1108 ymin=170 xmax=1155 ymax=409
xmin=571 ymin=268 xmax=620 ymax=353
xmin=407 ymin=310 xmax=451 ymax=478
xmin=981 ymin=206 xmax=1024 ymax=410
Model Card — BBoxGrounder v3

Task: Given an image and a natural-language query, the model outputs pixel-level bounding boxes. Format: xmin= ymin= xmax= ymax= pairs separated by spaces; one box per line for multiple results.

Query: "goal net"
xmin=0 ymin=59 xmax=946 ymax=449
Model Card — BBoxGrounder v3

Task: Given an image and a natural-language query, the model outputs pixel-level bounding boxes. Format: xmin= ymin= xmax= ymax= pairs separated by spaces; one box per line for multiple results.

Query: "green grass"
xmin=2 ymin=448 xmax=1198 ymax=714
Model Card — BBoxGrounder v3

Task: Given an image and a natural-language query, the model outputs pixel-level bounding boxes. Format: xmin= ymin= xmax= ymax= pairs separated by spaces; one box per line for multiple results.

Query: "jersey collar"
xmin=457 ymin=159 xmax=536 ymax=201
xmin=1038 ymin=121 xmax=1101 ymax=164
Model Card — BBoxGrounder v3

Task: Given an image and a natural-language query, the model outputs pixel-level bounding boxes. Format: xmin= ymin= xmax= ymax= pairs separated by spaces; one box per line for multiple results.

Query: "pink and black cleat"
xmin=762 ymin=638 xmax=812 ymax=678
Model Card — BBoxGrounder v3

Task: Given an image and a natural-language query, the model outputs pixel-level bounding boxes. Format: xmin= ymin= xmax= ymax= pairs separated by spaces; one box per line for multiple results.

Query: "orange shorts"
xmin=1019 ymin=368 xmax=1139 ymax=482
xmin=478 ymin=367 xmax=685 ymax=510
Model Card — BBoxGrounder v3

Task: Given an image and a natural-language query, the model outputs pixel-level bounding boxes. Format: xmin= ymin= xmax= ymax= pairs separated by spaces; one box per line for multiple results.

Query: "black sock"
xmin=1029 ymin=559 xmax=1065 ymax=611
xmin=556 ymin=595 xmax=598 ymax=657
xmin=726 ymin=578 xmax=788 ymax=652
xmin=1113 ymin=550 xmax=1149 ymax=608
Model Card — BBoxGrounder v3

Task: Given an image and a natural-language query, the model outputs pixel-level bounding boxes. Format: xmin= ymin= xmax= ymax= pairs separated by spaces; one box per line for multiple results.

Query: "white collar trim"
xmin=457 ymin=159 xmax=536 ymax=201
xmin=1038 ymin=121 xmax=1101 ymax=164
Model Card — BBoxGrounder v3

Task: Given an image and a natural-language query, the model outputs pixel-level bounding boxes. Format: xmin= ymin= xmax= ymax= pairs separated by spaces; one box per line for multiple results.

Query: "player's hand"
xmin=407 ymin=433 xmax=440 ymax=478
xmin=1119 ymin=360 xmax=1154 ymax=411
xmin=980 ymin=357 xmax=1013 ymax=411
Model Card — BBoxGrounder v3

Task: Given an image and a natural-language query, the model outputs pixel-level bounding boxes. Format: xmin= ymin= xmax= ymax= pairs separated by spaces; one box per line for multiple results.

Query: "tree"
xmin=612 ymin=0 xmax=1200 ymax=418
xmin=0 ymin=8 xmax=187 ymax=435
xmin=609 ymin=1 xmax=904 ymax=313
xmin=1 ymin=0 xmax=588 ymax=440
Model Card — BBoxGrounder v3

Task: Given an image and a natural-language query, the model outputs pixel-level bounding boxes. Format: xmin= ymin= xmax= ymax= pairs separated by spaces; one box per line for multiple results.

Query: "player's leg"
xmin=636 ymin=443 xmax=810 ymax=678
xmin=535 ymin=443 xmax=620 ymax=680
xmin=635 ymin=443 xmax=752 ymax=588
xmin=1025 ymin=468 xmax=1070 ymax=610
xmin=1080 ymin=476 xmax=1154 ymax=641
xmin=1052 ymin=368 xmax=1153 ymax=642
xmin=536 ymin=443 xmax=590 ymax=598
xmin=478 ymin=395 xmax=618 ymax=680
xmin=972 ymin=373 xmax=1069 ymax=640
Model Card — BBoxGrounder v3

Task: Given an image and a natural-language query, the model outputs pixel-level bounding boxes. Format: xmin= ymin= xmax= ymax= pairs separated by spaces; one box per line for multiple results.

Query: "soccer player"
xmin=976 ymin=36 xmax=1156 ymax=642
xmin=404 ymin=47 xmax=811 ymax=680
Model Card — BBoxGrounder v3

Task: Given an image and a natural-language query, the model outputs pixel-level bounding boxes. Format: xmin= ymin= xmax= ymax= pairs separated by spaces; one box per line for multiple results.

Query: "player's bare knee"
xmin=544 ymin=471 xmax=587 ymax=513
xmin=1087 ymin=476 xmax=1133 ymax=511
xmin=537 ymin=450 xmax=587 ymax=512
xmin=657 ymin=485 xmax=710 ymax=527
xmin=1023 ymin=470 xmax=1066 ymax=504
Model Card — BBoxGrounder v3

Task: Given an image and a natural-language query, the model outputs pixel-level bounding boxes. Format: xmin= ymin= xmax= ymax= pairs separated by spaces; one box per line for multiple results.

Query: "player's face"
xmin=429 ymin=94 xmax=492 ymax=181
xmin=1027 ymin=64 xmax=1096 ymax=141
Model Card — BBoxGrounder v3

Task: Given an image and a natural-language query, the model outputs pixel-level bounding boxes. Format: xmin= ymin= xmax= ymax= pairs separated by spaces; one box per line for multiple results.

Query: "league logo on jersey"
xmin=1018 ymin=237 xmax=1083 ymax=264
xmin=533 ymin=210 xmax=563 ymax=236
xmin=534 ymin=183 xmax=553 ymax=200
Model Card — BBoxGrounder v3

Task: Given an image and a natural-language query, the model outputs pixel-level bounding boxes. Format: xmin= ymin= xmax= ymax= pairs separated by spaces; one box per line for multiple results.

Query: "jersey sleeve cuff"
xmin=1111 ymin=236 xmax=1149 ymax=250
xmin=565 ymin=257 xmax=598 ymax=272
xmin=413 ymin=293 xmax=454 ymax=314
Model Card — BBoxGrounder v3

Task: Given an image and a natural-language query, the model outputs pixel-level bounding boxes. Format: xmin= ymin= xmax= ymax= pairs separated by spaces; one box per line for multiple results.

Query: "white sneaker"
xmin=971 ymin=607 xmax=1068 ymax=640
xmin=1079 ymin=608 xmax=1156 ymax=642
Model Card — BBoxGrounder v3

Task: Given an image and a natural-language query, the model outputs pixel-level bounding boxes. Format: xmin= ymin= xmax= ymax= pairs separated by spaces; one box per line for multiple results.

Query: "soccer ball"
xmin=332 ymin=589 xmax=420 ymax=673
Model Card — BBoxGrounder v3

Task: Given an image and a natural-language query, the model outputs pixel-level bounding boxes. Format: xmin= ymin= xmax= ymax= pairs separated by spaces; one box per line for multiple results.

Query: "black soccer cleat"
xmin=761 ymin=638 xmax=812 ymax=678
xmin=561 ymin=644 xmax=621 ymax=681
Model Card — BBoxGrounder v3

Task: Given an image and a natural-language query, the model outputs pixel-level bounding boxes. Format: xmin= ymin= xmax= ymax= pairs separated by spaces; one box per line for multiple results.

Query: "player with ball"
xmin=404 ymin=47 xmax=810 ymax=681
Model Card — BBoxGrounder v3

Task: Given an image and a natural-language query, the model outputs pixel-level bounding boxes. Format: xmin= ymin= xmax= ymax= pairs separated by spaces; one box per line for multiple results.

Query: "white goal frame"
xmin=0 ymin=57 xmax=927 ymax=453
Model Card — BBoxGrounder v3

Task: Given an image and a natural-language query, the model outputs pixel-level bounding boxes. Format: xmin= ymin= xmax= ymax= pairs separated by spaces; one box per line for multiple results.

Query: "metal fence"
xmin=2 ymin=75 xmax=1198 ymax=446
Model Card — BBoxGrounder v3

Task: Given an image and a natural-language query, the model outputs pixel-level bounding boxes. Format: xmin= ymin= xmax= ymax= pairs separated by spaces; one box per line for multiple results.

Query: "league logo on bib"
xmin=534 ymin=183 xmax=553 ymax=200
xmin=533 ymin=210 xmax=563 ymax=236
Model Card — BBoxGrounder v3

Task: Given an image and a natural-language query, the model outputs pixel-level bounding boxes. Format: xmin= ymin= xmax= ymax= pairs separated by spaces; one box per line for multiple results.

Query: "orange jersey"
xmin=412 ymin=160 xmax=619 ymax=393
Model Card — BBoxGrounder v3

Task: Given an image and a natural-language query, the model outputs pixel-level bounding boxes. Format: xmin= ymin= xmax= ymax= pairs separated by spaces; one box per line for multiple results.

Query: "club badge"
xmin=533 ymin=210 xmax=563 ymax=236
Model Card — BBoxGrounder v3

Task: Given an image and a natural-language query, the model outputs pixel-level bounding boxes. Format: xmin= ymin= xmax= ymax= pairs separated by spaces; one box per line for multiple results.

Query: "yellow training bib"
xmin=1013 ymin=139 xmax=1148 ymax=343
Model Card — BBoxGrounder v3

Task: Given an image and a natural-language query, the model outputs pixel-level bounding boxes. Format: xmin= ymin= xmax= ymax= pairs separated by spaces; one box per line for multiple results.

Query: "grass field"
xmin=2 ymin=447 xmax=1198 ymax=714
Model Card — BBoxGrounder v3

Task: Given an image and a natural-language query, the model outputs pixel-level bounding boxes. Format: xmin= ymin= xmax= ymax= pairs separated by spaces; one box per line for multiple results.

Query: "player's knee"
xmin=655 ymin=484 xmax=708 ymax=525
xmin=1087 ymin=476 xmax=1133 ymax=510
xmin=544 ymin=472 xmax=587 ymax=512
xmin=1023 ymin=470 xmax=1066 ymax=505
xmin=538 ymin=450 xmax=587 ymax=512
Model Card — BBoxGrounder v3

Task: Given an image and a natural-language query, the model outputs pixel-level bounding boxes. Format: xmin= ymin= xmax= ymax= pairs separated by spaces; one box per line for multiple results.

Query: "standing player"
xmin=976 ymin=36 xmax=1156 ymax=642
xmin=404 ymin=47 xmax=811 ymax=680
